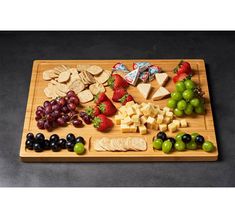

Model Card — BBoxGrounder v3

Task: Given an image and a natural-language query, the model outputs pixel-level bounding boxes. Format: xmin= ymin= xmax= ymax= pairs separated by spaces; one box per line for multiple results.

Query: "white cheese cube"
xmin=125 ymin=101 xmax=135 ymax=107
xmin=146 ymin=116 xmax=156 ymax=128
xmin=140 ymin=116 xmax=148 ymax=124
xmin=126 ymin=106 xmax=135 ymax=116
xmin=123 ymin=116 xmax=133 ymax=125
xmin=121 ymin=124 xmax=130 ymax=133
xmin=166 ymin=111 xmax=173 ymax=119
xmin=131 ymin=115 xmax=139 ymax=123
xmin=163 ymin=107 xmax=171 ymax=113
xmin=168 ymin=123 xmax=177 ymax=133
xmin=138 ymin=125 xmax=147 ymax=135
xmin=164 ymin=116 xmax=171 ymax=124
xmin=172 ymin=120 xmax=180 ymax=128
xmin=159 ymin=124 xmax=167 ymax=132
xmin=156 ymin=114 xmax=164 ymax=124
xmin=114 ymin=115 xmax=121 ymax=125
xmin=129 ymin=125 xmax=137 ymax=133
xmin=180 ymin=119 xmax=188 ymax=128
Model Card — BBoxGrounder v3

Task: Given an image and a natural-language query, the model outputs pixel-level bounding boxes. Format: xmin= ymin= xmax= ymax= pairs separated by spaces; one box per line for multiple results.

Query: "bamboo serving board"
xmin=20 ymin=59 xmax=218 ymax=162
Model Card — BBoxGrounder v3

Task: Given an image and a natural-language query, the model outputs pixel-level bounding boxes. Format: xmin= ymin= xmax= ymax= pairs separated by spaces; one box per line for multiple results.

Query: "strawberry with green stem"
xmin=119 ymin=94 xmax=134 ymax=105
xmin=94 ymin=92 xmax=109 ymax=105
xmin=99 ymin=100 xmax=117 ymax=116
xmin=108 ymin=74 xmax=129 ymax=90
xmin=112 ymin=87 xmax=127 ymax=102
xmin=92 ymin=114 xmax=113 ymax=132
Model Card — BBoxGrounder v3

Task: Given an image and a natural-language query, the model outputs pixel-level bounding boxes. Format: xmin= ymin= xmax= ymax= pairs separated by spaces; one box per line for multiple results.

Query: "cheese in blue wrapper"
xmin=139 ymin=71 xmax=149 ymax=83
xmin=112 ymin=62 xmax=129 ymax=73
xmin=124 ymin=68 xmax=140 ymax=86
xmin=148 ymin=65 xmax=162 ymax=81
xmin=133 ymin=62 xmax=151 ymax=72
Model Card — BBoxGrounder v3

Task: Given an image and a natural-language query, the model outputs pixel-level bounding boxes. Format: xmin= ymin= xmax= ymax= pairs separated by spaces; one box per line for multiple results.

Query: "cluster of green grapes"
xmin=167 ymin=79 xmax=205 ymax=117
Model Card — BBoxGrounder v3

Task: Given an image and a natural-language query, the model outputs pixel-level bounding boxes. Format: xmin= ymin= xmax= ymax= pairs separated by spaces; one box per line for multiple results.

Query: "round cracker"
xmin=77 ymin=89 xmax=94 ymax=103
xmin=69 ymin=80 xmax=85 ymax=93
xmin=94 ymin=70 xmax=111 ymax=84
xmin=58 ymin=70 xmax=71 ymax=83
xmin=77 ymin=64 xmax=91 ymax=72
xmin=84 ymin=71 xmax=96 ymax=84
xmin=89 ymin=83 xmax=105 ymax=95
xmin=87 ymin=65 xmax=103 ymax=75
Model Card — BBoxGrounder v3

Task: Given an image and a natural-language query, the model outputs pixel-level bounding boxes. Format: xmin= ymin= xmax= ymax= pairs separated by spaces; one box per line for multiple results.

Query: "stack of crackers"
xmin=43 ymin=64 xmax=111 ymax=103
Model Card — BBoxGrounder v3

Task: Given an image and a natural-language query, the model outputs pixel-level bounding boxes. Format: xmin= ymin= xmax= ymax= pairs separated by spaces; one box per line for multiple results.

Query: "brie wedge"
xmin=152 ymin=87 xmax=170 ymax=100
xmin=137 ymin=83 xmax=152 ymax=99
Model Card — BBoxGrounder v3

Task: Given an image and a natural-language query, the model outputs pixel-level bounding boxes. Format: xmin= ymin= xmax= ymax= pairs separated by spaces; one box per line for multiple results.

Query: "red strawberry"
xmin=92 ymin=114 xmax=113 ymax=132
xmin=119 ymin=94 xmax=134 ymax=105
xmin=108 ymin=74 xmax=129 ymax=90
xmin=173 ymin=60 xmax=192 ymax=75
xmin=85 ymin=106 xmax=100 ymax=117
xmin=94 ymin=92 xmax=109 ymax=104
xmin=112 ymin=88 xmax=127 ymax=102
xmin=99 ymin=100 xmax=117 ymax=116
xmin=173 ymin=72 xmax=190 ymax=83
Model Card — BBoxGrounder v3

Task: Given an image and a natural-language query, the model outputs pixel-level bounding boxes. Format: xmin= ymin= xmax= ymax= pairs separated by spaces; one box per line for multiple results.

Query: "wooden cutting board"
xmin=20 ymin=59 xmax=218 ymax=162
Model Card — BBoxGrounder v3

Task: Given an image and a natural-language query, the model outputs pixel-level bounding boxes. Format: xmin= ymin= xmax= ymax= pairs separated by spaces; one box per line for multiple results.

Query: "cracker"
xmin=44 ymin=86 xmax=53 ymax=98
xmin=69 ymin=80 xmax=85 ymax=93
xmin=94 ymin=70 xmax=111 ymax=84
xmin=79 ymin=72 xmax=90 ymax=85
xmin=87 ymin=65 xmax=103 ymax=75
xmin=43 ymin=70 xmax=52 ymax=81
xmin=58 ymin=70 xmax=71 ymax=83
xmin=56 ymin=83 xmax=68 ymax=93
xmin=54 ymin=86 xmax=66 ymax=97
xmin=77 ymin=89 xmax=94 ymax=103
xmin=89 ymin=83 xmax=105 ymax=95
xmin=84 ymin=71 xmax=96 ymax=84
xmin=77 ymin=64 xmax=91 ymax=72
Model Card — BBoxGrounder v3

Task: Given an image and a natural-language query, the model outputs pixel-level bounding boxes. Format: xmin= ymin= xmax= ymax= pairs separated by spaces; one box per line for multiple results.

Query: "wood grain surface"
xmin=19 ymin=59 xmax=218 ymax=162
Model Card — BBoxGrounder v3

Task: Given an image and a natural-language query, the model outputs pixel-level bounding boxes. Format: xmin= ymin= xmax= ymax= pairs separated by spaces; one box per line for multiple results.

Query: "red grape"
xmin=43 ymin=101 xmax=51 ymax=108
xmin=56 ymin=117 xmax=66 ymax=126
xmin=45 ymin=105 xmax=52 ymax=114
xmin=46 ymin=113 xmax=54 ymax=122
xmin=68 ymin=96 xmax=79 ymax=106
xmin=72 ymin=119 xmax=83 ymax=127
xmin=58 ymin=97 xmax=66 ymax=106
xmin=79 ymin=111 xmax=86 ymax=118
xmin=50 ymin=99 xmax=57 ymax=106
xmin=36 ymin=110 xmax=43 ymax=118
xmin=62 ymin=114 xmax=70 ymax=122
xmin=35 ymin=116 xmax=41 ymax=121
xmin=44 ymin=120 xmax=52 ymax=130
xmin=67 ymin=90 xmax=76 ymax=98
xmin=37 ymin=106 xmax=45 ymax=111
xmin=67 ymin=103 xmax=76 ymax=111
xmin=82 ymin=115 xmax=92 ymax=124
xmin=37 ymin=120 xmax=45 ymax=129
xmin=61 ymin=106 xmax=69 ymax=113
xmin=52 ymin=104 xmax=61 ymax=111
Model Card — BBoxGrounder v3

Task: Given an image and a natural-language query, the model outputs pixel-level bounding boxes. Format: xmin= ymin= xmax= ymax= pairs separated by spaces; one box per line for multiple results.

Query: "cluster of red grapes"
xmin=35 ymin=91 xmax=83 ymax=130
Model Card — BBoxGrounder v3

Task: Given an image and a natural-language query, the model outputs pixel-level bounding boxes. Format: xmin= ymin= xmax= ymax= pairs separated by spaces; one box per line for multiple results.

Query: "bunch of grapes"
xmin=35 ymin=91 xmax=83 ymax=130
xmin=167 ymin=79 xmax=205 ymax=117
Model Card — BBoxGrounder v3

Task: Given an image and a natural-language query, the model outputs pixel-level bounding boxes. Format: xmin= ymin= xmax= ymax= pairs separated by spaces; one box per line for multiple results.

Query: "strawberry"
xmin=99 ymin=100 xmax=117 ymax=116
xmin=92 ymin=114 xmax=113 ymax=132
xmin=112 ymin=87 xmax=127 ymax=102
xmin=94 ymin=92 xmax=109 ymax=105
xmin=119 ymin=94 xmax=134 ymax=105
xmin=173 ymin=60 xmax=192 ymax=76
xmin=108 ymin=74 xmax=129 ymax=90
xmin=85 ymin=106 xmax=100 ymax=117
xmin=173 ymin=72 xmax=191 ymax=83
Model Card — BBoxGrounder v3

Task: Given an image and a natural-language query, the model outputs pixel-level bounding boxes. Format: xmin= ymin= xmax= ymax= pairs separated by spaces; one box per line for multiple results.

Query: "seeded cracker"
xmin=77 ymin=89 xmax=94 ymax=103
xmin=87 ymin=65 xmax=103 ymax=75
xmin=58 ymin=70 xmax=71 ymax=83
xmin=94 ymin=70 xmax=111 ymax=84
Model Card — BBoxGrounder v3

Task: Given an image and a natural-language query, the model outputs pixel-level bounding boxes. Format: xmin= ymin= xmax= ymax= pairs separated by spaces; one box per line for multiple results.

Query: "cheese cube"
xmin=121 ymin=124 xmax=130 ymax=133
xmin=141 ymin=104 xmax=151 ymax=116
xmin=126 ymin=106 xmax=135 ymax=116
xmin=140 ymin=116 xmax=148 ymax=124
xmin=114 ymin=115 xmax=121 ymax=125
xmin=158 ymin=110 xmax=165 ymax=116
xmin=168 ymin=123 xmax=177 ymax=133
xmin=125 ymin=101 xmax=135 ymax=107
xmin=150 ymin=108 xmax=158 ymax=118
xmin=166 ymin=111 xmax=173 ymax=119
xmin=152 ymin=122 xmax=159 ymax=130
xmin=156 ymin=114 xmax=164 ymax=124
xmin=133 ymin=122 xmax=140 ymax=127
xmin=146 ymin=116 xmax=156 ymax=128
xmin=164 ymin=116 xmax=171 ymax=124
xmin=163 ymin=107 xmax=171 ymax=113
xmin=119 ymin=106 xmax=126 ymax=114
xmin=129 ymin=125 xmax=137 ymax=133
xmin=180 ymin=119 xmax=188 ymax=128
xmin=139 ymin=125 xmax=147 ymax=135
xmin=159 ymin=124 xmax=167 ymax=132
xmin=172 ymin=120 xmax=180 ymax=128
xmin=132 ymin=104 xmax=141 ymax=109
xmin=135 ymin=108 xmax=142 ymax=116
xmin=131 ymin=115 xmax=139 ymax=123
xmin=123 ymin=116 xmax=132 ymax=125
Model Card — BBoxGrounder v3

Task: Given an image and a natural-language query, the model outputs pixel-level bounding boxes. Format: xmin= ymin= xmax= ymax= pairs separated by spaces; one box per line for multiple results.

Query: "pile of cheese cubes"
xmin=114 ymin=101 xmax=188 ymax=135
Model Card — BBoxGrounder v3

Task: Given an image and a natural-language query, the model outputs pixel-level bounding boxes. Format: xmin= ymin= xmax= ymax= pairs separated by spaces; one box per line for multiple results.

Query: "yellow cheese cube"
xmin=126 ymin=106 xmax=135 ymax=116
xmin=150 ymin=108 xmax=159 ymax=118
xmin=133 ymin=122 xmax=140 ymax=127
xmin=166 ymin=111 xmax=173 ymax=119
xmin=114 ymin=115 xmax=121 ymax=125
xmin=138 ymin=125 xmax=147 ymax=135
xmin=135 ymin=108 xmax=142 ymax=116
xmin=172 ymin=120 xmax=180 ymax=128
xmin=132 ymin=115 xmax=139 ymax=123
xmin=119 ymin=106 xmax=126 ymax=114
xmin=125 ymin=101 xmax=135 ymax=107
xmin=146 ymin=116 xmax=156 ymax=128
xmin=129 ymin=124 xmax=137 ymax=133
xmin=123 ymin=116 xmax=133 ymax=125
xmin=163 ymin=107 xmax=171 ymax=113
xmin=168 ymin=123 xmax=177 ymax=133
xmin=156 ymin=114 xmax=164 ymax=124
xmin=152 ymin=122 xmax=159 ymax=130
xmin=159 ymin=124 xmax=167 ymax=132
xmin=164 ymin=116 xmax=171 ymax=124
xmin=121 ymin=124 xmax=130 ymax=133
xmin=180 ymin=119 xmax=188 ymax=128
xmin=140 ymin=116 xmax=148 ymax=124
xmin=158 ymin=110 xmax=165 ymax=116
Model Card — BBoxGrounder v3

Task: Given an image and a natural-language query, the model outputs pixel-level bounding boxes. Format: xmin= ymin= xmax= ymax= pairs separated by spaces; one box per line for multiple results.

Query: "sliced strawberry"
xmin=92 ymin=114 xmax=113 ymax=132
xmin=108 ymin=74 xmax=129 ymax=90
xmin=173 ymin=72 xmax=189 ymax=83
xmin=119 ymin=94 xmax=134 ymax=105
xmin=94 ymin=92 xmax=109 ymax=105
xmin=173 ymin=60 xmax=192 ymax=75
xmin=99 ymin=100 xmax=117 ymax=116
xmin=112 ymin=88 xmax=127 ymax=102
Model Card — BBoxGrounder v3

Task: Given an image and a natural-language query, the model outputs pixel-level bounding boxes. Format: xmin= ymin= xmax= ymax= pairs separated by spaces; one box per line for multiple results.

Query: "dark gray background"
xmin=0 ymin=31 xmax=234 ymax=187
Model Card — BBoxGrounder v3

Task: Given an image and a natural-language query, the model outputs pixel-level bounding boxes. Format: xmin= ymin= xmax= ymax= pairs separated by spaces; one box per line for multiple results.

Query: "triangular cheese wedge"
xmin=155 ymin=73 xmax=169 ymax=86
xmin=152 ymin=87 xmax=170 ymax=100
xmin=137 ymin=83 xmax=152 ymax=99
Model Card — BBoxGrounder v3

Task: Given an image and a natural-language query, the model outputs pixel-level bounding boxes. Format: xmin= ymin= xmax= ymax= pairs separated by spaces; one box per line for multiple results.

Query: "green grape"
xmin=174 ymin=140 xmax=186 ymax=151
xmin=191 ymin=133 xmax=199 ymax=142
xmin=175 ymin=132 xmax=185 ymax=141
xmin=167 ymin=98 xmax=177 ymax=109
xmin=195 ymin=105 xmax=205 ymax=114
xmin=177 ymin=100 xmax=187 ymax=110
xmin=182 ymin=89 xmax=194 ymax=101
xmin=190 ymin=98 xmax=200 ymax=107
xmin=152 ymin=139 xmax=163 ymax=150
xmin=74 ymin=143 xmax=85 ymax=154
xmin=202 ymin=141 xmax=214 ymax=152
xmin=184 ymin=103 xmax=193 ymax=115
xmin=174 ymin=108 xmax=184 ymax=117
xmin=171 ymin=92 xmax=182 ymax=101
xmin=162 ymin=140 xmax=172 ymax=154
xmin=176 ymin=81 xmax=186 ymax=92
xmin=186 ymin=141 xmax=197 ymax=150
xmin=184 ymin=79 xmax=196 ymax=90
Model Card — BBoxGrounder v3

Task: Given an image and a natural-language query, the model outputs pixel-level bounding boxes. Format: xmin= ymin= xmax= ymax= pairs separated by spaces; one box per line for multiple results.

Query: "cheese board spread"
xmin=20 ymin=59 xmax=218 ymax=162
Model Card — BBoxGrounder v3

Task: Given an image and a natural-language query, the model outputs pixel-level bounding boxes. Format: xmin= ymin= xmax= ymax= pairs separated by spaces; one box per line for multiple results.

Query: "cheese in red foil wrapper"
xmin=112 ymin=62 xmax=129 ymax=73
xmin=124 ymin=68 xmax=140 ymax=86
xmin=133 ymin=62 xmax=151 ymax=73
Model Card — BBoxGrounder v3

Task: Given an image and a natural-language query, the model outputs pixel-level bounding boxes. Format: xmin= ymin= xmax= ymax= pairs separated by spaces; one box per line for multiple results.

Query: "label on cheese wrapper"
xmin=124 ymin=68 xmax=140 ymax=86
xmin=139 ymin=71 xmax=149 ymax=83
xmin=112 ymin=62 xmax=129 ymax=73
xmin=133 ymin=62 xmax=151 ymax=73
xmin=148 ymin=65 xmax=162 ymax=81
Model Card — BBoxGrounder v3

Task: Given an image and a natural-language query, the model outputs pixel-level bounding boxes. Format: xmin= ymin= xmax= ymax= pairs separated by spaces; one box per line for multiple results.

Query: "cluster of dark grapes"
xmin=35 ymin=91 xmax=83 ymax=130
xmin=25 ymin=132 xmax=85 ymax=152
xmin=79 ymin=111 xmax=93 ymax=124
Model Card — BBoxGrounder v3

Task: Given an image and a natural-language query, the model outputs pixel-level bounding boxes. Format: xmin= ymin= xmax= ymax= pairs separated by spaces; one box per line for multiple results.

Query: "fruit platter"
xmin=20 ymin=59 xmax=218 ymax=162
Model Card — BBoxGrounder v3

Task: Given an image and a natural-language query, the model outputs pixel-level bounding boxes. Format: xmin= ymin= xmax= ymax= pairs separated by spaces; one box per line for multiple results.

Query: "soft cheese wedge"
xmin=152 ymin=87 xmax=170 ymax=100
xmin=155 ymin=73 xmax=169 ymax=86
xmin=137 ymin=83 xmax=151 ymax=99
